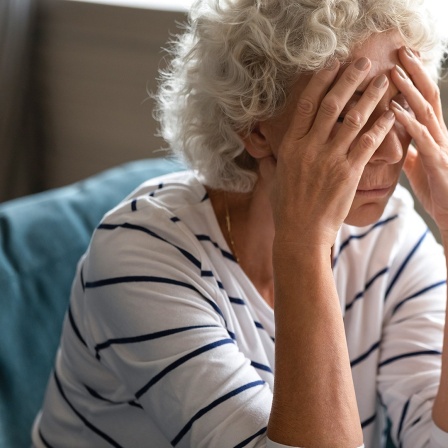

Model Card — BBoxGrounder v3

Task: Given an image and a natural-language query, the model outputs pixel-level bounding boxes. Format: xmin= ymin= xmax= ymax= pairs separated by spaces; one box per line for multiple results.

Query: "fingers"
xmin=347 ymin=109 xmax=396 ymax=168
xmin=331 ymin=73 xmax=390 ymax=150
xmin=390 ymin=98 xmax=439 ymax=166
xmin=287 ymin=61 xmax=340 ymax=139
xmin=398 ymin=47 xmax=444 ymax=119
xmin=311 ymin=57 xmax=373 ymax=139
xmin=392 ymin=47 xmax=447 ymax=143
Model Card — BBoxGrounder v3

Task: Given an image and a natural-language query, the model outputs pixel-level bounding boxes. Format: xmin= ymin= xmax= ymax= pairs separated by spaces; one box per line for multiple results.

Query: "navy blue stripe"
xmin=397 ymin=398 xmax=410 ymax=445
xmin=196 ymin=234 xmax=220 ymax=248
xmin=85 ymin=275 xmax=226 ymax=323
xmin=98 ymin=222 xmax=201 ymax=269
xmin=234 ymin=426 xmax=267 ymax=448
xmin=131 ymin=199 xmax=137 ymax=212
xmin=392 ymin=280 xmax=446 ymax=316
xmin=228 ymin=330 xmax=236 ymax=340
xmin=411 ymin=416 xmax=421 ymax=427
xmin=223 ymin=251 xmax=238 ymax=262
xmin=217 ymin=280 xmax=224 ymax=289
xmin=195 ymin=234 xmax=237 ymax=262
xmin=333 ymin=215 xmax=399 ymax=267
xmin=135 ymin=338 xmax=235 ymax=399
xmin=148 ymin=183 xmax=164 ymax=198
xmin=229 ymin=297 xmax=246 ymax=305
xmin=171 ymin=216 xmax=181 ymax=223
xmin=379 ymin=350 xmax=442 ymax=368
xmin=53 ymin=372 xmax=124 ymax=448
xmin=253 ymin=321 xmax=274 ymax=341
xmin=201 ymin=192 xmax=209 ymax=202
xmin=385 ymin=229 xmax=429 ymax=300
xmin=68 ymin=306 xmax=87 ymax=348
xmin=171 ymin=380 xmax=265 ymax=446
xmin=95 ymin=324 xmax=220 ymax=359
xmin=201 ymin=270 xmax=214 ymax=277
xmin=251 ymin=361 xmax=273 ymax=373
xmin=361 ymin=413 xmax=376 ymax=428
xmin=351 ymin=340 xmax=380 ymax=368
xmin=80 ymin=265 xmax=85 ymax=292
xmin=84 ymin=385 xmax=143 ymax=409
xmin=345 ymin=267 xmax=389 ymax=312
xmin=38 ymin=429 xmax=54 ymax=448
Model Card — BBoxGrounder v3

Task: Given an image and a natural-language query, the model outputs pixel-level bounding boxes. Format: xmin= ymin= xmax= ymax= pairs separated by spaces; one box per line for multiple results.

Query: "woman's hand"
xmin=259 ymin=57 xmax=395 ymax=250
xmin=391 ymin=46 xmax=448 ymax=237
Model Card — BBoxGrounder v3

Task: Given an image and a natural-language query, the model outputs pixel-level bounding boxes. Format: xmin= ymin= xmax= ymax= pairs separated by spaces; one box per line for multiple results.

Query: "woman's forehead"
xmin=335 ymin=32 xmax=404 ymax=89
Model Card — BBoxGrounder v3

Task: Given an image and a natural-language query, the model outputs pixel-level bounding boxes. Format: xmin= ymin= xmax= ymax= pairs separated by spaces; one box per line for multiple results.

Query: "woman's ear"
xmin=241 ymin=123 xmax=273 ymax=159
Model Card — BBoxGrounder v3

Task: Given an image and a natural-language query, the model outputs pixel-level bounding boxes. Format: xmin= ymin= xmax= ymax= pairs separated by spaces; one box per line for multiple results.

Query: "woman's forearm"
xmin=432 ymin=235 xmax=448 ymax=432
xmin=267 ymin=244 xmax=363 ymax=447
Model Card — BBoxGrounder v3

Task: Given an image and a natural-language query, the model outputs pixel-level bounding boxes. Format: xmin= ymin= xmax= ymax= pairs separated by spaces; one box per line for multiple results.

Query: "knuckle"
xmin=376 ymin=123 xmax=388 ymax=135
xmin=343 ymin=110 xmax=363 ymax=129
xmin=431 ymin=84 xmax=441 ymax=102
xmin=344 ymin=69 xmax=359 ymax=86
xmin=375 ymin=119 xmax=389 ymax=135
xmin=424 ymin=103 xmax=436 ymax=121
xmin=419 ymin=123 xmax=430 ymax=139
xmin=359 ymin=133 xmax=376 ymax=149
xmin=363 ymin=89 xmax=379 ymax=102
xmin=320 ymin=96 xmax=340 ymax=117
xmin=296 ymin=97 xmax=315 ymax=116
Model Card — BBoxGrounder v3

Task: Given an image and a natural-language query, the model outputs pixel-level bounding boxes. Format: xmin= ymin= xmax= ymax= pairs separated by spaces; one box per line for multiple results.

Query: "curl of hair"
xmin=155 ymin=0 xmax=447 ymax=192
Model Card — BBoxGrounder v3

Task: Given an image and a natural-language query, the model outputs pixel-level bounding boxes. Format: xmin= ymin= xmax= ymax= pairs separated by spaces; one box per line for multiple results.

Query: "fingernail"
xmin=395 ymin=65 xmax=408 ymax=79
xmin=390 ymin=100 xmax=404 ymax=111
xmin=374 ymin=74 xmax=388 ymax=88
xmin=355 ymin=57 xmax=369 ymax=71
xmin=405 ymin=47 xmax=415 ymax=59
xmin=384 ymin=109 xmax=395 ymax=120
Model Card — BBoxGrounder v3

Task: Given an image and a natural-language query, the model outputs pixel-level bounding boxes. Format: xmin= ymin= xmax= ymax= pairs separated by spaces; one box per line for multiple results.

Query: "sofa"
xmin=0 ymin=157 xmax=182 ymax=448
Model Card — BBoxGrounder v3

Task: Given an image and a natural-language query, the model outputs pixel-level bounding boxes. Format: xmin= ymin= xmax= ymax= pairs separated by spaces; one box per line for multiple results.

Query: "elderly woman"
xmin=33 ymin=0 xmax=448 ymax=447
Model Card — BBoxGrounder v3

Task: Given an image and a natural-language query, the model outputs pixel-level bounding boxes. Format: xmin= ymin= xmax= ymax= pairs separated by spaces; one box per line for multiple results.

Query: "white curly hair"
xmin=155 ymin=0 xmax=446 ymax=192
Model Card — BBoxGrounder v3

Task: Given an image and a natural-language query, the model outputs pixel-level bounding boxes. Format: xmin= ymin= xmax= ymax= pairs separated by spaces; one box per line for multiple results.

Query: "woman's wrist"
xmin=272 ymin=236 xmax=332 ymax=262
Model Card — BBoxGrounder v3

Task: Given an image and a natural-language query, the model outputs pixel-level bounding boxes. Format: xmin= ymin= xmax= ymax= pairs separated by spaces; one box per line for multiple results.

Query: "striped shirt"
xmin=32 ymin=171 xmax=448 ymax=448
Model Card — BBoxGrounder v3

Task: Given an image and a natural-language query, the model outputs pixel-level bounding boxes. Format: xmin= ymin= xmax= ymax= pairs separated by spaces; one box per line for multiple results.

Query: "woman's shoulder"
xmin=84 ymin=171 xmax=214 ymax=276
xmin=107 ymin=170 xmax=207 ymax=218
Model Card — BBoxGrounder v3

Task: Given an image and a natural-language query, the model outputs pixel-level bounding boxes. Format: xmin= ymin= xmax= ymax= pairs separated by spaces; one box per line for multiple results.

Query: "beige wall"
xmin=38 ymin=0 xmax=186 ymax=189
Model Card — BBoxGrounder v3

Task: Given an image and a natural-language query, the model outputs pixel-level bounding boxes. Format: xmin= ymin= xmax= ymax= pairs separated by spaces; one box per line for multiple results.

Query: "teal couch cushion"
xmin=0 ymin=158 xmax=181 ymax=448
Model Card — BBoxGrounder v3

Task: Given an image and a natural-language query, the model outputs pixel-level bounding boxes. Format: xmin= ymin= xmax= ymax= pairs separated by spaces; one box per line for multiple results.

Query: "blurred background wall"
xmin=0 ymin=0 xmax=186 ymax=202
xmin=0 ymin=0 xmax=43 ymax=201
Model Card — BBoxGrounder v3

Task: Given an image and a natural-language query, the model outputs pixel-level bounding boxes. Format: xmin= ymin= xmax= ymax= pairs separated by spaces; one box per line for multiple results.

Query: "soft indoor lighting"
xmin=69 ymin=0 xmax=194 ymax=12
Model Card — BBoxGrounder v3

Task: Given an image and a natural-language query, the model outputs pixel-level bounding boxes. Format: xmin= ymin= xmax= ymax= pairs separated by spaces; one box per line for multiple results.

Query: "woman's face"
xmin=261 ymin=31 xmax=413 ymax=227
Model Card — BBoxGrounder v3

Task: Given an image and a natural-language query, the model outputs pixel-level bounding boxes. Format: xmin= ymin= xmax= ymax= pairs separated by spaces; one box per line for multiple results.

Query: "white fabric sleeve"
xmin=377 ymin=209 xmax=447 ymax=448
xmin=266 ymin=437 xmax=365 ymax=448
xmin=430 ymin=423 xmax=448 ymax=448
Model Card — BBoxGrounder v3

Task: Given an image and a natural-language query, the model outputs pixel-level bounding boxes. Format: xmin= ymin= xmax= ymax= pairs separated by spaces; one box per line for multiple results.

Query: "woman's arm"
xmin=390 ymin=46 xmax=448 ymax=435
xmin=268 ymin=245 xmax=362 ymax=447
xmin=257 ymin=57 xmax=396 ymax=447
